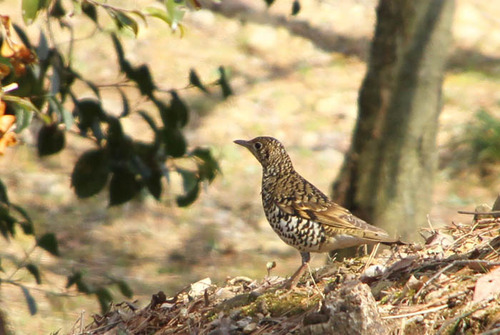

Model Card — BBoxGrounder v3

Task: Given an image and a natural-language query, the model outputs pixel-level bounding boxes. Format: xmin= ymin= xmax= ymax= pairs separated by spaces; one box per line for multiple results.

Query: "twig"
xmin=480 ymin=327 xmax=500 ymax=335
xmin=458 ymin=210 xmax=500 ymax=215
xmin=414 ymin=260 xmax=500 ymax=302
xmin=382 ymin=304 xmax=448 ymax=319
xmin=435 ymin=297 xmax=496 ymax=335
xmin=427 ymin=214 xmax=436 ymax=234
xmin=306 ymin=263 xmax=324 ymax=299
xmin=0 ymin=279 xmax=76 ymax=297
xmin=363 ymin=242 xmax=380 ymax=273
xmin=414 ymin=263 xmax=454 ymax=302
xmin=80 ymin=310 xmax=85 ymax=334
xmin=6 ymin=244 xmax=38 ymax=281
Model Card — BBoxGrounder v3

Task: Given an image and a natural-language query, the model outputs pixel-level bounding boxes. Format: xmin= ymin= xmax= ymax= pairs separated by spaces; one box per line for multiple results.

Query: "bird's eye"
xmin=254 ymin=142 xmax=262 ymax=150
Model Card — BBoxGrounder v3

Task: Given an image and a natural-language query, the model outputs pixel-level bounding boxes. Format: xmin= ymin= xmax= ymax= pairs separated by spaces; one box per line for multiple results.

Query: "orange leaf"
xmin=0 ymin=114 xmax=15 ymax=134
xmin=0 ymin=132 xmax=17 ymax=155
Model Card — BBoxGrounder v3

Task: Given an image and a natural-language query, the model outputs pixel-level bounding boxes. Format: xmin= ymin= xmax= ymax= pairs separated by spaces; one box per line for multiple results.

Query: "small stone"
xmin=243 ymin=322 xmax=257 ymax=333
xmin=190 ymin=277 xmax=212 ymax=297
xmin=215 ymin=287 xmax=236 ymax=301
xmin=236 ymin=316 xmax=252 ymax=329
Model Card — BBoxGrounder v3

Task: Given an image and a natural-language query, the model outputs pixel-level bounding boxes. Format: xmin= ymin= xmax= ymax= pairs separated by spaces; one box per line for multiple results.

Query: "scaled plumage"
xmin=234 ymin=136 xmax=400 ymax=287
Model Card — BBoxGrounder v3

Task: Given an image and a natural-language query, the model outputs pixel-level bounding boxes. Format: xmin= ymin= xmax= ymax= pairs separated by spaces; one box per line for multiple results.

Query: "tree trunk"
xmin=332 ymin=0 xmax=454 ymax=240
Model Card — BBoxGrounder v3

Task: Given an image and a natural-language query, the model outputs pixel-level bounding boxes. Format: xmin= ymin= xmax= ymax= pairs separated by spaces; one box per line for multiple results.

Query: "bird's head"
xmin=234 ymin=136 xmax=293 ymax=173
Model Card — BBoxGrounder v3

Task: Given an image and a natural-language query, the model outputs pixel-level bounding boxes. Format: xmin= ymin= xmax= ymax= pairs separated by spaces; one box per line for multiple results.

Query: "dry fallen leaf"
xmin=473 ymin=267 xmax=500 ymax=303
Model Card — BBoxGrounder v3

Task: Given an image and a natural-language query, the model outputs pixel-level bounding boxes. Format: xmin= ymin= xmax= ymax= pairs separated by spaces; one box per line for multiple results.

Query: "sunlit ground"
xmin=0 ymin=0 xmax=499 ymax=333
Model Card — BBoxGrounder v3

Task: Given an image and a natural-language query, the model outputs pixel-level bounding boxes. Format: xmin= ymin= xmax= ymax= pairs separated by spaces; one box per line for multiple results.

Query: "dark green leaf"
xmin=14 ymin=103 xmax=34 ymax=133
xmin=170 ymin=91 xmax=189 ymax=128
xmin=264 ymin=0 xmax=275 ymax=7
xmin=74 ymin=98 xmax=106 ymax=139
xmin=218 ymin=66 xmax=233 ymax=99
xmin=0 ymin=258 xmax=3 ymax=272
xmin=0 ymin=180 xmax=9 ymax=205
xmin=192 ymin=147 xmax=220 ymax=182
xmin=50 ymin=66 xmax=61 ymax=95
xmin=131 ymin=65 xmax=155 ymax=97
xmin=0 ymin=206 xmax=11 ymax=240
xmin=0 ymin=221 xmax=9 ymax=240
xmin=176 ymin=169 xmax=200 ymax=207
xmin=109 ymin=169 xmax=141 ymax=206
xmin=116 ymin=280 xmax=133 ymax=298
xmin=37 ymin=233 xmax=59 ymax=256
xmin=37 ymin=124 xmax=65 ymax=156
xmin=22 ymin=0 xmax=45 ymax=25
xmin=109 ymin=9 xmax=139 ymax=36
xmin=36 ymin=31 xmax=49 ymax=61
xmin=291 ymin=0 xmax=301 ymax=15
xmin=76 ymin=279 xmax=93 ymax=294
xmin=71 ymin=149 xmax=110 ymax=198
xmin=111 ymin=34 xmax=134 ymax=77
xmin=49 ymin=0 xmax=66 ymax=18
xmin=189 ymin=68 xmax=209 ymax=94
xmin=20 ymin=221 xmax=34 ymax=235
xmin=118 ymin=89 xmax=130 ymax=118
xmin=13 ymin=23 xmax=34 ymax=49
xmin=0 ymin=206 xmax=16 ymax=238
xmin=154 ymin=97 xmax=176 ymax=128
xmin=111 ymin=33 xmax=125 ymax=65
xmin=10 ymin=204 xmax=34 ymax=235
xmin=82 ymin=1 xmax=98 ymax=23
xmin=138 ymin=110 xmax=158 ymax=133
xmin=48 ymin=97 xmax=73 ymax=130
xmin=162 ymin=127 xmax=186 ymax=158
xmin=95 ymin=287 xmax=113 ymax=313
xmin=2 ymin=97 xmax=37 ymax=133
xmin=21 ymin=286 xmax=37 ymax=315
xmin=106 ymin=117 xmax=135 ymax=163
xmin=66 ymin=271 xmax=82 ymax=289
xmin=146 ymin=171 xmax=162 ymax=200
xmin=106 ymin=116 xmax=124 ymax=143
xmin=25 ymin=263 xmax=41 ymax=284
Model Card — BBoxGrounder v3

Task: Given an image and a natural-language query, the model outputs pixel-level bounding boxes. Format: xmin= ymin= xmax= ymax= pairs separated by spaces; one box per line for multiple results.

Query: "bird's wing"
xmin=275 ymin=177 xmax=397 ymax=243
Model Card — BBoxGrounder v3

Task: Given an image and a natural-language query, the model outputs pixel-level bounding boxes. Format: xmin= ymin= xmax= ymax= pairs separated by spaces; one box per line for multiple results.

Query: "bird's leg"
xmin=283 ymin=252 xmax=310 ymax=289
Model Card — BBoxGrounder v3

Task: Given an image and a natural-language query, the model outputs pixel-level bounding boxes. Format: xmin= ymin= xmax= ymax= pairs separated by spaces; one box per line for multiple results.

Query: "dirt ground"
xmin=0 ymin=0 xmax=499 ymax=333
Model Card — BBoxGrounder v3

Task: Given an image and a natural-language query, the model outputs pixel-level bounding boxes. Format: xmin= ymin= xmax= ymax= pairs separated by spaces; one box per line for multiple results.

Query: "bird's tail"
xmin=381 ymin=237 xmax=407 ymax=246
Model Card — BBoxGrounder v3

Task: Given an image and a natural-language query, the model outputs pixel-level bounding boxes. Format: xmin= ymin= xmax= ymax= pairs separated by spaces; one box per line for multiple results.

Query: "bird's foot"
xmin=281 ymin=263 xmax=308 ymax=289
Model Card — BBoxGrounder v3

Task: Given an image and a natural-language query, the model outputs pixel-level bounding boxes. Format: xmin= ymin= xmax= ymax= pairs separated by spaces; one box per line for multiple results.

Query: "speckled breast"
xmin=264 ymin=204 xmax=326 ymax=252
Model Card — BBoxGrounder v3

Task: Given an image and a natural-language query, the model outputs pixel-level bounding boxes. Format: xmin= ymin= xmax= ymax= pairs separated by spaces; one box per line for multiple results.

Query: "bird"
xmin=234 ymin=136 xmax=402 ymax=288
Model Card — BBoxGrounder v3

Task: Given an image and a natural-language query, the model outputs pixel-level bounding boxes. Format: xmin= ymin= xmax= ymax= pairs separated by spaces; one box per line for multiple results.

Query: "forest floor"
xmin=0 ymin=0 xmax=499 ymax=334
xmin=78 ymin=215 xmax=500 ymax=334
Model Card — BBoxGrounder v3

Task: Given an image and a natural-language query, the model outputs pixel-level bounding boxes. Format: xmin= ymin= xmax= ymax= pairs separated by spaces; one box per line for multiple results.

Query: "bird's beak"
xmin=234 ymin=139 xmax=251 ymax=148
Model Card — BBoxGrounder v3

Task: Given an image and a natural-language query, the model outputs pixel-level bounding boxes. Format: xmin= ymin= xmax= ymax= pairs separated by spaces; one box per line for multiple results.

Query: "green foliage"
xmin=25 ymin=263 xmax=41 ymax=284
xmin=71 ymin=149 xmax=110 ymax=198
xmin=37 ymin=124 xmax=65 ymax=156
xmin=20 ymin=285 xmax=37 ymax=315
xmin=37 ymin=233 xmax=60 ymax=256
xmin=467 ymin=109 xmax=500 ymax=164
xmin=446 ymin=109 xmax=500 ymax=177
xmin=2 ymin=0 xmax=228 ymax=322
xmin=4 ymin=0 xmax=226 ymax=207
xmin=291 ymin=0 xmax=301 ymax=16
xmin=0 ymin=179 xmax=61 ymax=314
xmin=66 ymin=271 xmax=134 ymax=313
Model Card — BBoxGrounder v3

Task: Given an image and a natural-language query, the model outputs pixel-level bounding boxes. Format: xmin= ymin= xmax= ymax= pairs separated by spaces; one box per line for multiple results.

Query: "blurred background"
xmin=0 ymin=0 xmax=499 ymax=333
